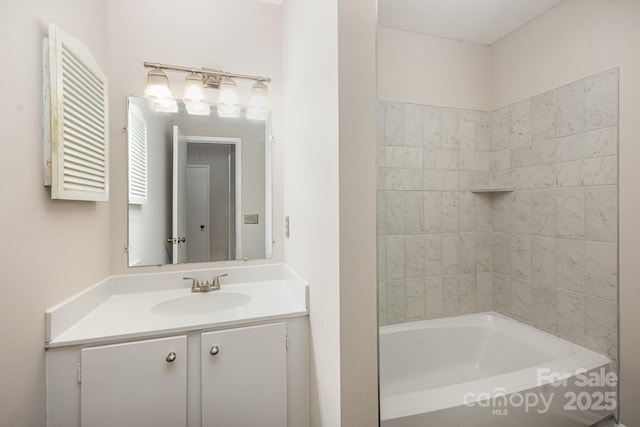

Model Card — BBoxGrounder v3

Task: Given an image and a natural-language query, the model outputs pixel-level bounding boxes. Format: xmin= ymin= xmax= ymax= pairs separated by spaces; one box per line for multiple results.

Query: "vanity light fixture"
xmin=247 ymin=81 xmax=271 ymax=121
xmin=143 ymin=68 xmax=178 ymax=113
xmin=183 ymin=73 xmax=210 ymax=116
xmin=143 ymin=61 xmax=272 ymax=120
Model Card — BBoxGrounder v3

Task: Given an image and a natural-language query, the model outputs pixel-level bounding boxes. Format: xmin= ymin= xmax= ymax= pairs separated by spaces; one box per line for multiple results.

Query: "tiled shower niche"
xmin=377 ymin=68 xmax=618 ymax=363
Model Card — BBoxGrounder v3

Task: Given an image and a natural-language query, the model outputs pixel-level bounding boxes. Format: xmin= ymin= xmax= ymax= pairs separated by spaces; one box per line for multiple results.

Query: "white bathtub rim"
xmin=380 ymin=312 xmax=611 ymax=421
xmin=382 ymin=312 xmax=578 ymax=359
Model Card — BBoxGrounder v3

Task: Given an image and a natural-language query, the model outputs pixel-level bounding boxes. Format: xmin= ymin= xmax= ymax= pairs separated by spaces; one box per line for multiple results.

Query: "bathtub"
xmin=380 ymin=313 xmax=615 ymax=427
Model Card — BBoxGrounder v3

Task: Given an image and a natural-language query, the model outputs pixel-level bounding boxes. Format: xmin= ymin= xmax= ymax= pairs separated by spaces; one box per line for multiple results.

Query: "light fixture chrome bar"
xmin=143 ymin=61 xmax=271 ymax=83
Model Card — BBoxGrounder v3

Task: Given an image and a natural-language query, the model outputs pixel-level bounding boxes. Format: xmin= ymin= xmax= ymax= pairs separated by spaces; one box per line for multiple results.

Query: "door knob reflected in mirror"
xmin=167 ymin=237 xmax=187 ymax=244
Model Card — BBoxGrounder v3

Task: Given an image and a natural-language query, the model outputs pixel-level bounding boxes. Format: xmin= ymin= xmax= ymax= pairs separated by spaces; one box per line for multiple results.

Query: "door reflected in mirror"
xmin=127 ymin=96 xmax=272 ymax=267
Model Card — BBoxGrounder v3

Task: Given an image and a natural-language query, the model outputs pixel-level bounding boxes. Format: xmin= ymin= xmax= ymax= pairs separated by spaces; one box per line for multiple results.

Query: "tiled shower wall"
xmin=376 ymin=103 xmax=495 ymax=325
xmin=377 ymin=68 xmax=618 ymax=362
xmin=490 ymin=68 xmax=619 ymax=362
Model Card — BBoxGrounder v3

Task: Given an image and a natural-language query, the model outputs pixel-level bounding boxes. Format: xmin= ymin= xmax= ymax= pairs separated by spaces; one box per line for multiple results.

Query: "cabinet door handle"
xmin=166 ymin=352 xmax=177 ymax=362
xmin=209 ymin=346 xmax=220 ymax=356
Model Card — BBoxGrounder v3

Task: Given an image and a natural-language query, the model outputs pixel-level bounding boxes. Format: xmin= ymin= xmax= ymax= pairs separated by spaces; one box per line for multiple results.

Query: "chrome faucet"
xmin=183 ymin=274 xmax=228 ymax=293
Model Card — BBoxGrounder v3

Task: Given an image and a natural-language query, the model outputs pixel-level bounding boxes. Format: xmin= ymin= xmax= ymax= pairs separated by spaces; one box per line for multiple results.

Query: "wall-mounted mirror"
xmin=127 ymin=96 xmax=272 ymax=267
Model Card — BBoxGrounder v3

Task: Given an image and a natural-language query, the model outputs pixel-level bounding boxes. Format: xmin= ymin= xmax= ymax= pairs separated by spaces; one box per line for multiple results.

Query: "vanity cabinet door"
xmin=80 ymin=335 xmax=187 ymax=427
xmin=201 ymin=323 xmax=287 ymax=426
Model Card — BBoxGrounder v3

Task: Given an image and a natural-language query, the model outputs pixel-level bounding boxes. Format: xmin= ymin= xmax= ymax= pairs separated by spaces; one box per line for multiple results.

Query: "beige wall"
xmin=281 ymin=0 xmax=341 ymax=424
xmin=377 ymin=26 xmax=491 ymax=111
xmin=282 ymin=0 xmax=380 ymax=423
xmin=107 ymin=0 xmax=285 ymax=274
xmin=490 ymin=1 xmax=640 ymax=423
xmin=0 ymin=1 xmax=111 ymax=426
xmin=338 ymin=0 xmax=379 ymax=424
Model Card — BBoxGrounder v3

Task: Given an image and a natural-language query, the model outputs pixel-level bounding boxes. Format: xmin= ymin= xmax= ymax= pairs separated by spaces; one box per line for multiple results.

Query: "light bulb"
xmin=216 ymin=77 xmax=240 ymax=118
xmin=183 ymin=73 xmax=205 ymax=101
xmin=144 ymin=68 xmax=177 ymax=113
xmin=183 ymin=73 xmax=210 ymax=115
xmin=144 ymin=69 xmax=172 ymax=101
xmin=247 ymin=81 xmax=270 ymax=120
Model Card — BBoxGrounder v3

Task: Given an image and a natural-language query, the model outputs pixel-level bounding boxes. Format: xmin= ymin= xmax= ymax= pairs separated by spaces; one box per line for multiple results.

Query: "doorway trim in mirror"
xmin=180 ymin=135 xmax=242 ymax=261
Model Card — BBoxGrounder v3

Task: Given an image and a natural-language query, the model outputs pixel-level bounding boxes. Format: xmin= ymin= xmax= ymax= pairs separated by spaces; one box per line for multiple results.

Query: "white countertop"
xmin=46 ymin=264 xmax=309 ymax=348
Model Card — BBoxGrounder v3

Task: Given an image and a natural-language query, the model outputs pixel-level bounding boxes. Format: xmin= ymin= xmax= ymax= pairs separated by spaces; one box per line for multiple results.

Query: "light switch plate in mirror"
xmin=244 ymin=214 xmax=259 ymax=224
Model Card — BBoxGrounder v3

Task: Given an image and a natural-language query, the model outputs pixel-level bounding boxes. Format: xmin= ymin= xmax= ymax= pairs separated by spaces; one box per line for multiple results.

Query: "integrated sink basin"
xmin=151 ymin=292 xmax=251 ymax=316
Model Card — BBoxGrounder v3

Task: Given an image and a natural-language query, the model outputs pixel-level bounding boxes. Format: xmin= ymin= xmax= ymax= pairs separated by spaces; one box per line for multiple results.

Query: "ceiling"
xmin=377 ymin=0 xmax=565 ymax=45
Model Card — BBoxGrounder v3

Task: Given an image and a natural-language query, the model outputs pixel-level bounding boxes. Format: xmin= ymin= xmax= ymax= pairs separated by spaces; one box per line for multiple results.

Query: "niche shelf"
xmin=470 ymin=188 xmax=514 ymax=193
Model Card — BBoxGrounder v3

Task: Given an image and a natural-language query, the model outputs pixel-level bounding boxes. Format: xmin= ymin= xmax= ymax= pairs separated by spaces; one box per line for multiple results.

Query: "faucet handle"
xmin=211 ymin=273 xmax=228 ymax=290
xmin=183 ymin=277 xmax=200 ymax=292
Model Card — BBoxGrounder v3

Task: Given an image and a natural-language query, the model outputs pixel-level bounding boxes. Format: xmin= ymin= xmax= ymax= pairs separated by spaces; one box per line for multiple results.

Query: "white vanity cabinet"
xmin=80 ymin=336 xmax=188 ymax=427
xmin=201 ymin=323 xmax=287 ymax=426
xmin=46 ymin=265 xmax=309 ymax=427
xmin=47 ymin=317 xmax=308 ymax=427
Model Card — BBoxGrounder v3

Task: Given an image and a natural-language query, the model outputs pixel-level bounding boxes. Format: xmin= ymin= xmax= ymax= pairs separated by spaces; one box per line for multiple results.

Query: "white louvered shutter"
xmin=127 ymin=104 xmax=148 ymax=204
xmin=47 ymin=24 xmax=109 ymax=201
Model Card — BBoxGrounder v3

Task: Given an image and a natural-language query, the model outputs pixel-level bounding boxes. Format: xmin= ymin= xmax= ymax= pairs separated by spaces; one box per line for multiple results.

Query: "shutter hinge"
xmin=286 ymin=334 xmax=290 ymax=351
xmin=77 ymin=364 xmax=82 ymax=383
